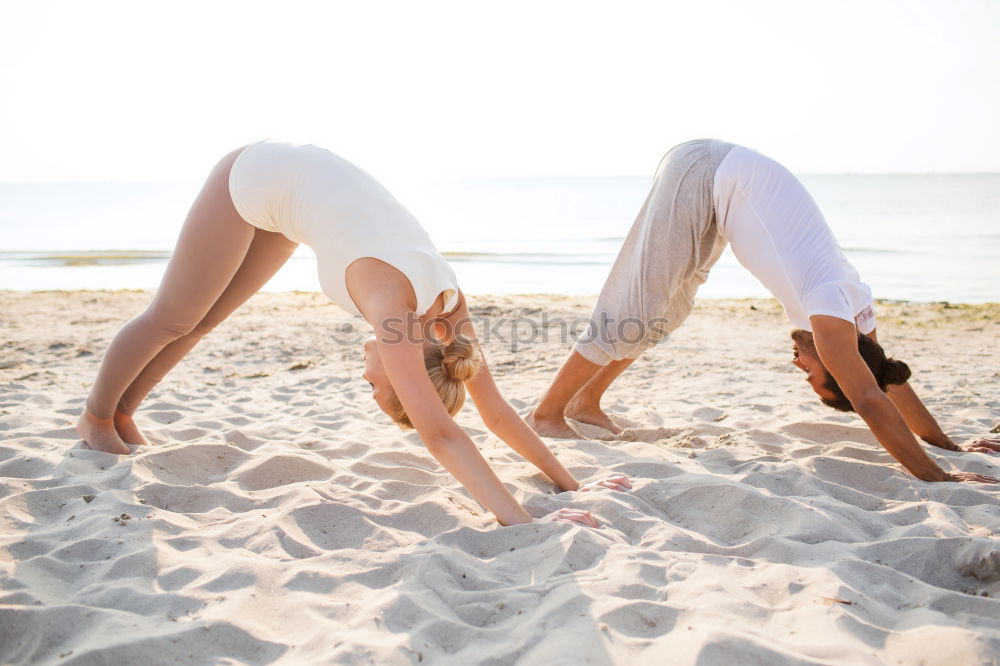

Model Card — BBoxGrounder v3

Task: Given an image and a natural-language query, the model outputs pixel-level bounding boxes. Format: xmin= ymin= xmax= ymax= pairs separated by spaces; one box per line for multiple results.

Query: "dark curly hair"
xmin=821 ymin=334 xmax=912 ymax=412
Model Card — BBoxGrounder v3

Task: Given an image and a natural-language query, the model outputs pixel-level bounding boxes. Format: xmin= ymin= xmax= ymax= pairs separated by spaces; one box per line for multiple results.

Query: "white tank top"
xmin=228 ymin=140 xmax=459 ymax=317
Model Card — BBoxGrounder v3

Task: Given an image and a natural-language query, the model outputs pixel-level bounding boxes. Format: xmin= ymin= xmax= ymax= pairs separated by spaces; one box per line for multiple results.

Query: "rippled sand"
xmin=1 ymin=291 xmax=998 ymax=665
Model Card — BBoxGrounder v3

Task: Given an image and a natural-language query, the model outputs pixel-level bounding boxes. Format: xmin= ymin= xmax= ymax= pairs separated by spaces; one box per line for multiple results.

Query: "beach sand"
xmin=1 ymin=290 xmax=999 ymax=665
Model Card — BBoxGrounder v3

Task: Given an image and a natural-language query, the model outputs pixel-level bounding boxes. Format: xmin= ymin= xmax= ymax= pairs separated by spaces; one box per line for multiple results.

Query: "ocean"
xmin=1 ymin=174 xmax=998 ymax=302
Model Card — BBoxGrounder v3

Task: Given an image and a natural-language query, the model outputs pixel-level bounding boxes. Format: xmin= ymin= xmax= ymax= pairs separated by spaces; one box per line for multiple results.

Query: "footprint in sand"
xmin=598 ymin=601 xmax=679 ymax=638
xmin=146 ymin=410 xmax=184 ymax=424
xmin=132 ymin=444 xmax=249 ymax=486
xmin=233 ymin=454 xmax=332 ymax=491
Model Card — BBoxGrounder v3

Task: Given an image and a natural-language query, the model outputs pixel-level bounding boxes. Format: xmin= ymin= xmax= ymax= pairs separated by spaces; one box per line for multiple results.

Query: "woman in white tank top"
xmin=77 ymin=141 xmax=631 ymax=527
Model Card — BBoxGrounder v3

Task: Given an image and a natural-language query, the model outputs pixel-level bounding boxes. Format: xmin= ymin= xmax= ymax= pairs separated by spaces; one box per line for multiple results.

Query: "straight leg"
xmin=78 ymin=147 xmax=254 ymax=453
xmin=114 ymin=228 xmax=299 ymax=444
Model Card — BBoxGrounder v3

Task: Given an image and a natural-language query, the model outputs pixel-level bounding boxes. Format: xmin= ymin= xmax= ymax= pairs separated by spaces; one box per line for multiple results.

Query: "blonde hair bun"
xmin=384 ymin=335 xmax=482 ymax=429
xmin=441 ymin=336 xmax=481 ymax=382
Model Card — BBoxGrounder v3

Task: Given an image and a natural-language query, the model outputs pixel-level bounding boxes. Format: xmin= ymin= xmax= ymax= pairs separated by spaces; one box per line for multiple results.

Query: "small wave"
xmin=442 ymin=250 xmax=612 ymax=258
xmin=441 ymin=252 xmax=613 ymax=264
xmin=0 ymin=250 xmax=171 ymax=266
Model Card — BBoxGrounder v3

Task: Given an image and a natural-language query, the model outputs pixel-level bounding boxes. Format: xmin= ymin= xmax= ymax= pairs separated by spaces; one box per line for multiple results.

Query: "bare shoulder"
xmin=345 ymin=258 xmax=418 ymax=325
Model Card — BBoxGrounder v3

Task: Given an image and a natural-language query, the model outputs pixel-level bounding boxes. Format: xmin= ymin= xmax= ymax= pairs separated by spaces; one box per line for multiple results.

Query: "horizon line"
xmin=2 ymin=171 xmax=1000 ymax=185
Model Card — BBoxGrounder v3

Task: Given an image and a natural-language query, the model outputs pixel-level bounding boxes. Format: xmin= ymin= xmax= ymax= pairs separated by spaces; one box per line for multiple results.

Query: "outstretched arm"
xmin=466 ymin=357 xmax=579 ymax=490
xmin=377 ymin=334 xmax=535 ymax=524
xmin=447 ymin=295 xmax=631 ymax=493
xmin=885 ymin=382 xmax=958 ymax=449
xmin=353 ymin=282 xmax=532 ymax=525
xmin=866 ymin=329 xmax=961 ymax=451
xmin=886 ymin=382 xmax=1000 ymax=454
xmin=812 ymin=315 xmax=996 ymax=483
xmin=866 ymin=330 xmax=1000 ymax=454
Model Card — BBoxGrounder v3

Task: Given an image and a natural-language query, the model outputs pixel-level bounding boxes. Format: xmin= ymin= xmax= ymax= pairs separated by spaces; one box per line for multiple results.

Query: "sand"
xmin=1 ymin=290 xmax=999 ymax=665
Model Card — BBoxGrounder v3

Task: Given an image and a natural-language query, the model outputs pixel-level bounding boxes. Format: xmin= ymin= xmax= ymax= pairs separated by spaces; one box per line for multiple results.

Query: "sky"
xmin=1 ymin=0 xmax=998 ymax=181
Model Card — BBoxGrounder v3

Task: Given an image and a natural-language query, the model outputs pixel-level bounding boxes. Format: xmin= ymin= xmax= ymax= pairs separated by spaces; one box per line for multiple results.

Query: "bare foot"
xmin=114 ymin=410 xmax=150 ymax=446
xmin=76 ymin=410 xmax=131 ymax=454
xmin=565 ymin=398 xmax=623 ymax=434
xmin=526 ymin=409 xmax=582 ymax=439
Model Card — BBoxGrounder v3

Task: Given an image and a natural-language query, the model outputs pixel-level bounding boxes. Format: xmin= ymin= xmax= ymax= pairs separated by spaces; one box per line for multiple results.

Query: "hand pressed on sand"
xmin=946 ymin=471 xmax=998 ymax=484
xmin=961 ymin=437 xmax=1000 ymax=455
xmin=578 ymin=474 xmax=633 ymax=492
xmin=546 ymin=508 xmax=600 ymax=528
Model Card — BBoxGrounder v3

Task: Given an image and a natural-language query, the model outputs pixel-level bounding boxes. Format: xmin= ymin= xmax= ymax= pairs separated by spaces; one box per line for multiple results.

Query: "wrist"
xmin=922 ymin=434 xmax=959 ymax=451
xmin=916 ymin=467 xmax=951 ymax=482
xmin=499 ymin=512 xmax=533 ymax=526
xmin=555 ymin=473 xmax=582 ymax=492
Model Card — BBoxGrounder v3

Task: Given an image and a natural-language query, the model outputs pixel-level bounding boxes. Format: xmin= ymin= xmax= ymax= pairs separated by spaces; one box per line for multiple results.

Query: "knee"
xmin=189 ymin=316 xmax=222 ymax=339
xmin=135 ymin=309 xmax=201 ymax=343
